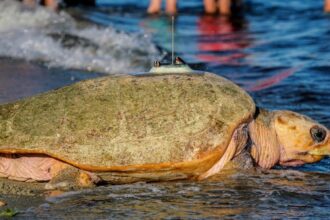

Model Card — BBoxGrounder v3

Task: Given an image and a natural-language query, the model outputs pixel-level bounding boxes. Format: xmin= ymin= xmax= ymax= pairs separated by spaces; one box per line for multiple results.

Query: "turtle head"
xmin=274 ymin=111 xmax=329 ymax=167
xmin=249 ymin=109 xmax=330 ymax=169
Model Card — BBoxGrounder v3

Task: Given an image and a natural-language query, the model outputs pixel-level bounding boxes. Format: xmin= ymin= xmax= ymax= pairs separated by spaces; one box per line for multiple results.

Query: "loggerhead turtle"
xmin=0 ymin=58 xmax=329 ymax=189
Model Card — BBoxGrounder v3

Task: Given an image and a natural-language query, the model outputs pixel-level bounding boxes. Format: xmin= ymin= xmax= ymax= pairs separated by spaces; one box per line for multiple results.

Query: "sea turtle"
xmin=0 ymin=58 xmax=329 ymax=189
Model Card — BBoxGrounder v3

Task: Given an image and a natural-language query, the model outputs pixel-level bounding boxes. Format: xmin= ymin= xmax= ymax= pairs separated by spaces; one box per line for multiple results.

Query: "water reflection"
xmin=19 ymin=170 xmax=330 ymax=219
xmin=196 ymin=15 xmax=250 ymax=66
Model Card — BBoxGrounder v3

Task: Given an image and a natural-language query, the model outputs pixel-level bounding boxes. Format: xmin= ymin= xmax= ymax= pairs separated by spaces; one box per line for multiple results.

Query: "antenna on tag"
xmin=149 ymin=15 xmax=194 ymax=73
xmin=171 ymin=16 xmax=175 ymax=65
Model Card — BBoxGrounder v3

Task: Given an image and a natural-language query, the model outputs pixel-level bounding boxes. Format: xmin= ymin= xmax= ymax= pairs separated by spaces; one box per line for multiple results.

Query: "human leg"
xmin=218 ymin=0 xmax=231 ymax=15
xmin=165 ymin=0 xmax=177 ymax=14
xmin=148 ymin=0 xmax=162 ymax=14
xmin=204 ymin=0 xmax=217 ymax=14
xmin=325 ymin=0 xmax=330 ymax=12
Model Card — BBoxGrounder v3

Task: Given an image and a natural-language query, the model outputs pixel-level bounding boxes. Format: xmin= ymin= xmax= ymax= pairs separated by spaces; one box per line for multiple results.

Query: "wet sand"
xmin=0 ymin=179 xmax=47 ymax=213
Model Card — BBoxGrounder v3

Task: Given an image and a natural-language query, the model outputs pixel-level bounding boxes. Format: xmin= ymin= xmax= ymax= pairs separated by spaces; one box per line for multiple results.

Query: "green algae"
xmin=0 ymin=209 xmax=18 ymax=217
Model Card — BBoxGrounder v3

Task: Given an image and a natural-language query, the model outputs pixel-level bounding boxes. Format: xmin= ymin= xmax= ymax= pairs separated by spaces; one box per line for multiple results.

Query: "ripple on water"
xmin=0 ymin=0 xmax=160 ymax=74
xmin=16 ymin=171 xmax=330 ymax=219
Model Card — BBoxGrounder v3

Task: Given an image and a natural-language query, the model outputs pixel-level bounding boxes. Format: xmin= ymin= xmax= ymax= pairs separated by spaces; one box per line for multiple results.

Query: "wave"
xmin=0 ymin=0 xmax=160 ymax=74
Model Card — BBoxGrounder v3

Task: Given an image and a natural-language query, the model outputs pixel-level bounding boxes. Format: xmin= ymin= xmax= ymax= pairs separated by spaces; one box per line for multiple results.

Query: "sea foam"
xmin=0 ymin=0 xmax=159 ymax=74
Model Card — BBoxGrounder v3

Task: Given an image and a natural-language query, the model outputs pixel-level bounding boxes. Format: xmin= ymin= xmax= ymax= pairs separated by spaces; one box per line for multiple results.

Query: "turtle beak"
xmin=309 ymin=129 xmax=330 ymax=156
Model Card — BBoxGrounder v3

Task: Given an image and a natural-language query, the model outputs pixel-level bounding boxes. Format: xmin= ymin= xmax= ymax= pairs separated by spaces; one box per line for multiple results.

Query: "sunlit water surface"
xmin=20 ymin=171 xmax=330 ymax=219
xmin=0 ymin=0 xmax=330 ymax=219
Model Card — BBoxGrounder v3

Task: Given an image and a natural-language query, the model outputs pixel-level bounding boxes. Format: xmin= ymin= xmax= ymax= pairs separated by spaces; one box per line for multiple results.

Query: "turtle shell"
xmin=0 ymin=72 xmax=255 ymax=176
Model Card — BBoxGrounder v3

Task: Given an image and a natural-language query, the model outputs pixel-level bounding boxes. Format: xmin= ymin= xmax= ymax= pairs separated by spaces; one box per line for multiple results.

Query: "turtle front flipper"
xmin=198 ymin=123 xmax=250 ymax=180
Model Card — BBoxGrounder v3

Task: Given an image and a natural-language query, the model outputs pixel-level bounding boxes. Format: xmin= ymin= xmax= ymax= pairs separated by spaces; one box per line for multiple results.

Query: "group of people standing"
xmin=22 ymin=0 xmax=330 ymax=15
xmin=148 ymin=0 xmax=242 ymax=15
xmin=149 ymin=0 xmax=330 ymax=15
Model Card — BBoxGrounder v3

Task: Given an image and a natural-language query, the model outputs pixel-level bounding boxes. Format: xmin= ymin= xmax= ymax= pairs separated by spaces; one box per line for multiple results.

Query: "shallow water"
xmin=0 ymin=0 xmax=159 ymax=73
xmin=0 ymin=0 xmax=330 ymax=218
xmin=17 ymin=170 xmax=330 ymax=219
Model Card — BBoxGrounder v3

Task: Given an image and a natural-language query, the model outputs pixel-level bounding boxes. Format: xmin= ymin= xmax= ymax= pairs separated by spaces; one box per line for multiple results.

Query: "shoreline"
xmin=0 ymin=179 xmax=46 ymax=214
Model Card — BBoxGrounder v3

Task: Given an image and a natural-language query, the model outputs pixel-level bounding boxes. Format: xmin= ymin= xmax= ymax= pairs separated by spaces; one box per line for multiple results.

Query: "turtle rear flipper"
xmin=45 ymin=165 xmax=101 ymax=191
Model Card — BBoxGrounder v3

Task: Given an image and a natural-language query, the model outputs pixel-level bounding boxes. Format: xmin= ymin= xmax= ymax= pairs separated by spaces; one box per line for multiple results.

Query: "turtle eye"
xmin=310 ymin=126 xmax=327 ymax=143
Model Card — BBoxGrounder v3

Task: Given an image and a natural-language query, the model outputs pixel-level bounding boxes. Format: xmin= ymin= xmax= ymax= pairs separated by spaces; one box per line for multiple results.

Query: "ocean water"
xmin=0 ymin=0 xmax=330 ymax=218
xmin=0 ymin=0 xmax=159 ymax=74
